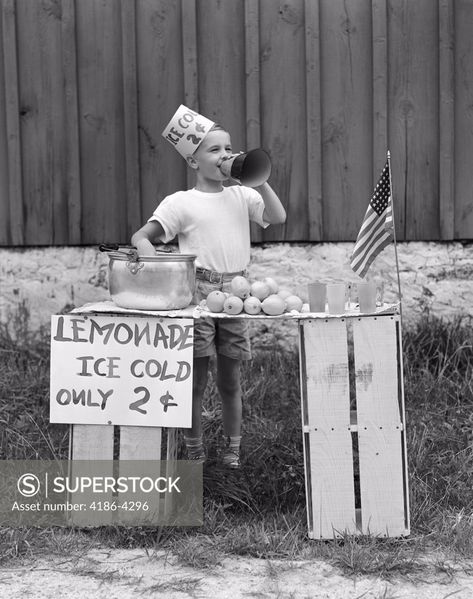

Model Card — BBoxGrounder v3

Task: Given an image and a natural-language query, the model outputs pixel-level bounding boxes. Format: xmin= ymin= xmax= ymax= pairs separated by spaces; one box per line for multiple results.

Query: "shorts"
xmin=192 ymin=278 xmax=252 ymax=361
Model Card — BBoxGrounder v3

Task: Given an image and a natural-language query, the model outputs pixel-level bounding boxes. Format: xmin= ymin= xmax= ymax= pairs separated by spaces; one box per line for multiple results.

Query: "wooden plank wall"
xmin=0 ymin=0 xmax=472 ymax=246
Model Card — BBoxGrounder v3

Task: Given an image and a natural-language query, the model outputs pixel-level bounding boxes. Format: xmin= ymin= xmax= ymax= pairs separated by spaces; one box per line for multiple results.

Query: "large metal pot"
xmin=100 ymin=244 xmax=196 ymax=310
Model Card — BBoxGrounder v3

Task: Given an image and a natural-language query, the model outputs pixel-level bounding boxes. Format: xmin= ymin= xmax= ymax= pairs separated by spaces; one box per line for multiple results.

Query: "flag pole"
xmin=387 ymin=150 xmax=403 ymax=322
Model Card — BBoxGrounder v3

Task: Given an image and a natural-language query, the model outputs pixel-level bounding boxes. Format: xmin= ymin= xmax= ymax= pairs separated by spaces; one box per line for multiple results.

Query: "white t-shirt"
xmin=148 ymin=186 xmax=269 ymax=272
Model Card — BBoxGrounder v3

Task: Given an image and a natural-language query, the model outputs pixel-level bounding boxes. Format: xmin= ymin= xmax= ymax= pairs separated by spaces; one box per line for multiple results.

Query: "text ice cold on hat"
xmin=162 ymin=105 xmax=216 ymax=158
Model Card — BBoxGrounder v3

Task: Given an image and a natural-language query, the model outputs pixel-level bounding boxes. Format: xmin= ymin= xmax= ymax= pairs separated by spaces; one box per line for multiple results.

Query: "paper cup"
xmin=308 ymin=282 xmax=326 ymax=312
xmin=357 ymin=281 xmax=377 ymax=313
xmin=327 ymin=283 xmax=346 ymax=314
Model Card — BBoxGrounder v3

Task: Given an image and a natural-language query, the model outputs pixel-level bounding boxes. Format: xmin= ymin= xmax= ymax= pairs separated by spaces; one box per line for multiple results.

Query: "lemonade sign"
xmin=50 ymin=314 xmax=193 ymax=427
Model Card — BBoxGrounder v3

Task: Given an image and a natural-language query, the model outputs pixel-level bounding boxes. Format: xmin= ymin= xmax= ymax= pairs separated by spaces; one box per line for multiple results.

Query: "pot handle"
xmin=99 ymin=243 xmax=138 ymax=256
xmin=99 ymin=243 xmax=173 ymax=256
xmin=99 ymin=243 xmax=139 ymax=260
xmin=99 ymin=243 xmax=120 ymax=253
xmin=99 ymin=244 xmax=143 ymax=274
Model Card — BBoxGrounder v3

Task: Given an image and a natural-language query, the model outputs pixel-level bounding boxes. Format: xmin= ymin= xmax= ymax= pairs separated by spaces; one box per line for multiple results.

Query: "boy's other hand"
xmin=131 ymin=220 xmax=165 ymax=256
xmin=135 ymin=238 xmax=156 ymax=257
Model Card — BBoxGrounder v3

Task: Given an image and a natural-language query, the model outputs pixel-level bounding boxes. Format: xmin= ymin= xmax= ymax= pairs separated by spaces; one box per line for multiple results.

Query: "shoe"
xmin=187 ymin=450 xmax=206 ymax=464
xmin=184 ymin=436 xmax=206 ymax=464
xmin=222 ymin=447 xmax=240 ymax=469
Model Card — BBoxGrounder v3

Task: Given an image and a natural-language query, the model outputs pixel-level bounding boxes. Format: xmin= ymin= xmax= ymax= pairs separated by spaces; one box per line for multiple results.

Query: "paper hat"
xmin=162 ymin=105 xmax=216 ymax=157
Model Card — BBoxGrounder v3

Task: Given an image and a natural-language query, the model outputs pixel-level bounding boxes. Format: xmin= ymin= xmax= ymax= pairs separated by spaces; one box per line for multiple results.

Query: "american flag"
xmin=350 ymin=161 xmax=393 ymax=278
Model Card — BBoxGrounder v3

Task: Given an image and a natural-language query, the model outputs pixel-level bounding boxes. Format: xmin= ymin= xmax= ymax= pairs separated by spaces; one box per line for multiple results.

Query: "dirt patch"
xmin=2 ymin=548 xmax=473 ymax=598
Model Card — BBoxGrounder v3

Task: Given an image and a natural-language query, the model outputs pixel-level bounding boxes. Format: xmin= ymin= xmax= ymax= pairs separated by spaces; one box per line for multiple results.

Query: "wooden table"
xmin=61 ymin=301 xmax=409 ymax=536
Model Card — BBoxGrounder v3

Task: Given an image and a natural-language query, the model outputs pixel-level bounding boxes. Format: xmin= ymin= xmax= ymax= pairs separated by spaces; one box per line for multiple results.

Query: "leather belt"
xmin=196 ymin=266 xmax=247 ymax=284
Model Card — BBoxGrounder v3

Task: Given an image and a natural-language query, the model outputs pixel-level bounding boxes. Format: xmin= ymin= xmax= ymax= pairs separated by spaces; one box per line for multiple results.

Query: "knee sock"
xmin=184 ymin=436 xmax=205 ymax=459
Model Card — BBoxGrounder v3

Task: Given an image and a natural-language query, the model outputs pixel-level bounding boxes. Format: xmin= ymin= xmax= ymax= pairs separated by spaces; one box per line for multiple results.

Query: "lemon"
xmin=277 ymin=288 xmax=293 ymax=300
xmin=261 ymin=294 xmax=286 ymax=316
xmin=231 ymin=276 xmax=251 ymax=299
xmin=223 ymin=295 xmax=244 ymax=315
xmin=243 ymin=296 xmax=262 ymax=315
xmin=206 ymin=290 xmax=226 ymax=313
xmin=263 ymin=277 xmax=279 ymax=294
xmin=285 ymin=295 xmax=303 ymax=312
xmin=250 ymin=280 xmax=271 ymax=301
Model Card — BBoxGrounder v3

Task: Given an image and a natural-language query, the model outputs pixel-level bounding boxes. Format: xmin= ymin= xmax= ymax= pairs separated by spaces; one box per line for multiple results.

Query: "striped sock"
xmin=184 ymin=436 xmax=205 ymax=463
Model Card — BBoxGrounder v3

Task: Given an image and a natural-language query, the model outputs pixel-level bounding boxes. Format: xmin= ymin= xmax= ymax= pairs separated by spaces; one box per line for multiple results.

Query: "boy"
xmin=131 ymin=105 xmax=286 ymax=468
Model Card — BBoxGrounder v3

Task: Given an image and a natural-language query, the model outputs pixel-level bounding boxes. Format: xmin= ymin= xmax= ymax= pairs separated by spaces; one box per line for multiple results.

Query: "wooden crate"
xmin=299 ymin=314 xmax=410 ymax=539
xmin=68 ymin=424 xmax=179 ymax=526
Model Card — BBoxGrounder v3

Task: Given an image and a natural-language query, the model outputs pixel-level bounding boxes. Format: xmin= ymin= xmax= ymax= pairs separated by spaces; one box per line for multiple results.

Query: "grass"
xmin=402 ymin=317 xmax=473 ymax=546
xmin=1 ymin=313 xmax=473 ymax=580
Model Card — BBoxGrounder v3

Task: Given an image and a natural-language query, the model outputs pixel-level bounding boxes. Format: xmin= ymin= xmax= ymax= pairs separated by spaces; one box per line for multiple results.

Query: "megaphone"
xmin=219 ymin=148 xmax=271 ymax=187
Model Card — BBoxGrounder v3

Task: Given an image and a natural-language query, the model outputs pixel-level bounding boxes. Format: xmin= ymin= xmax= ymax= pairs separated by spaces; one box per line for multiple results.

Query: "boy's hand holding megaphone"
xmin=218 ymin=149 xmax=272 ymax=188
